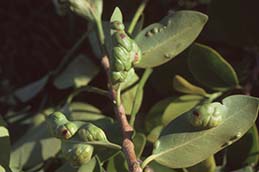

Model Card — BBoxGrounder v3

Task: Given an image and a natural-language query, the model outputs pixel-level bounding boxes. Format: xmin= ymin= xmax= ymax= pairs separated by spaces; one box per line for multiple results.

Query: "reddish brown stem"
xmin=101 ymin=55 xmax=142 ymax=172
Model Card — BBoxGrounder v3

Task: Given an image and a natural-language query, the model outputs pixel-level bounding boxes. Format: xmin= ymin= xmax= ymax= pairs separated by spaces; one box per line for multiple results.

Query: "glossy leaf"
xmin=188 ymin=43 xmax=239 ymax=91
xmin=0 ymin=117 xmax=10 ymax=170
xmin=135 ymin=10 xmax=208 ymax=68
xmin=173 ymin=75 xmax=207 ymax=96
xmin=54 ymin=54 xmax=99 ymax=89
xmin=226 ymin=125 xmax=259 ymax=170
xmin=143 ymin=95 xmax=259 ymax=168
xmin=14 ymin=75 xmax=49 ymax=102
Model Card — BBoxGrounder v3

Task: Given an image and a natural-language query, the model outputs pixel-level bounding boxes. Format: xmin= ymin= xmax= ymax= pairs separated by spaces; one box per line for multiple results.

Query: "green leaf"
xmin=121 ymin=70 xmax=140 ymax=114
xmin=147 ymin=125 xmax=163 ymax=143
xmin=173 ymin=75 xmax=208 ymax=96
xmin=188 ymin=43 xmax=239 ymax=91
xmin=133 ymin=133 xmax=146 ymax=158
xmin=135 ymin=10 xmax=208 ymax=68
xmin=10 ymin=123 xmax=61 ymax=171
xmin=162 ymin=95 xmax=204 ymax=126
xmin=67 ymin=102 xmax=105 ymax=122
xmin=107 ymin=152 xmax=128 ymax=172
xmin=226 ymin=125 xmax=259 ymax=170
xmin=0 ymin=117 xmax=10 ymax=170
xmin=54 ymin=54 xmax=99 ymax=89
xmin=14 ymin=75 xmax=49 ymax=102
xmin=145 ymin=95 xmax=203 ymax=132
xmin=187 ymin=156 xmax=216 ymax=172
xmin=131 ymin=68 xmax=153 ymax=117
xmin=55 ymin=157 xmax=101 ymax=172
xmin=148 ymin=161 xmax=178 ymax=172
xmin=142 ymin=95 xmax=259 ymax=168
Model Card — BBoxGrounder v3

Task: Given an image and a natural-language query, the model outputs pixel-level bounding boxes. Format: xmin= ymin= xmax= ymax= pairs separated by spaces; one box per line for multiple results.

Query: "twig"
xmin=100 ymin=55 xmax=142 ymax=172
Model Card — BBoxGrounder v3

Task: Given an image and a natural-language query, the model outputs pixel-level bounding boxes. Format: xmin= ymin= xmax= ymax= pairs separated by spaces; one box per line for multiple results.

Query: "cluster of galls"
xmin=110 ymin=21 xmax=142 ymax=85
xmin=46 ymin=112 xmax=108 ymax=167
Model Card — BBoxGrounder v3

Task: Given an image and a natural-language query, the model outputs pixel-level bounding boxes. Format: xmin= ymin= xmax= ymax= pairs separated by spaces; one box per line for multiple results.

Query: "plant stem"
xmin=66 ymin=86 xmax=110 ymax=104
xmin=101 ymin=55 xmax=142 ymax=172
xmin=128 ymin=0 xmax=150 ymax=34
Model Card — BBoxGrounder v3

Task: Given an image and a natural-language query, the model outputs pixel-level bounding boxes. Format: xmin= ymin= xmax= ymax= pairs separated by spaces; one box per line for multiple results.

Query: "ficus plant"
xmin=1 ymin=0 xmax=259 ymax=172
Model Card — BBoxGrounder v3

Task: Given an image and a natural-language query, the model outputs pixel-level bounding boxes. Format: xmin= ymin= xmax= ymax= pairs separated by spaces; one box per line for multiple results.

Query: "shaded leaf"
xmin=143 ymin=95 xmax=259 ymax=168
xmin=226 ymin=125 xmax=259 ymax=170
xmin=135 ymin=10 xmax=208 ymax=68
xmin=187 ymin=156 xmax=216 ymax=172
xmin=173 ymin=75 xmax=207 ymax=96
xmin=0 ymin=117 xmax=10 ymax=170
xmin=188 ymin=43 xmax=239 ymax=91
xmin=54 ymin=54 xmax=99 ymax=89
xmin=147 ymin=125 xmax=163 ymax=143
xmin=148 ymin=161 xmax=178 ymax=172
xmin=14 ymin=75 xmax=49 ymax=102
xmin=133 ymin=133 xmax=146 ymax=158
xmin=145 ymin=95 xmax=203 ymax=132
xmin=107 ymin=152 xmax=128 ymax=172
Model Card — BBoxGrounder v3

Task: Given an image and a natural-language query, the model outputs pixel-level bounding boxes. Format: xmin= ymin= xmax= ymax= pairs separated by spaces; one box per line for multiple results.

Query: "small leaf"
xmin=147 ymin=125 xmax=163 ymax=143
xmin=173 ymin=75 xmax=208 ymax=96
xmin=54 ymin=54 xmax=99 ymax=89
xmin=135 ymin=10 xmax=208 ymax=68
xmin=14 ymin=75 xmax=49 ymax=102
xmin=188 ymin=43 xmax=239 ymax=91
xmin=226 ymin=125 xmax=259 ymax=170
xmin=0 ymin=117 xmax=10 ymax=169
xmin=142 ymin=95 xmax=259 ymax=168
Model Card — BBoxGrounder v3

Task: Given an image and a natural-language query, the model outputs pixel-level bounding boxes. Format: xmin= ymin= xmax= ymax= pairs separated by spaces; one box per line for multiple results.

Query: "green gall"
xmin=61 ymin=141 xmax=94 ymax=167
xmin=78 ymin=123 xmax=108 ymax=142
xmin=188 ymin=102 xmax=224 ymax=129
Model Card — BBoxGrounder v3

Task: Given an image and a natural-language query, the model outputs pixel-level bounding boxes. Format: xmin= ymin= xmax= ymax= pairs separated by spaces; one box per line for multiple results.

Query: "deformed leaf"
xmin=135 ymin=10 xmax=208 ymax=68
xmin=188 ymin=43 xmax=239 ymax=91
xmin=54 ymin=54 xmax=99 ymax=89
xmin=142 ymin=95 xmax=259 ymax=168
xmin=173 ymin=75 xmax=208 ymax=96
xmin=14 ymin=75 xmax=49 ymax=102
